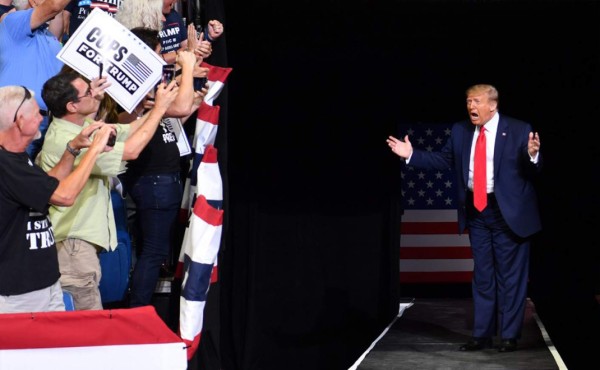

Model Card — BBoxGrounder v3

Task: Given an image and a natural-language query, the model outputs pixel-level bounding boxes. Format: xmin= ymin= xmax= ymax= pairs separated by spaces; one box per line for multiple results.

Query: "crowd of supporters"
xmin=0 ymin=0 xmax=223 ymax=314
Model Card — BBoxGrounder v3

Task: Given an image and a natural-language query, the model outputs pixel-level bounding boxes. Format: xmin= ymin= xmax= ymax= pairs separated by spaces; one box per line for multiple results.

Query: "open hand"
xmin=386 ymin=135 xmax=413 ymax=159
xmin=528 ymin=132 xmax=540 ymax=157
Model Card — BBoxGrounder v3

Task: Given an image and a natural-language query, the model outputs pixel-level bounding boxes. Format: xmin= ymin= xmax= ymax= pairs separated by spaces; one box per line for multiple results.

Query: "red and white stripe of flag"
xmin=193 ymin=102 xmax=220 ymax=152
xmin=177 ymin=145 xmax=223 ymax=276
xmin=400 ymin=209 xmax=473 ymax=283
xmin=0 ymin=306 xmax=186 ymax=370
xmin=177 ymin=195 xmax=224 ymax=360
xmin=180 ymin=104 xmax=221 ymax=218
xmin=200 ymin=62 xmax=232 ymax=106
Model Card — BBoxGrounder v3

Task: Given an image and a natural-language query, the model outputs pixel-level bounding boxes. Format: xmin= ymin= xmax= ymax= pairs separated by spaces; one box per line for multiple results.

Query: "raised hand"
xmin=175 ymin=49 xmax=197 ymax=70
xmin=207 ymin=20 xmax=224 ymax=40
xmin=386 ymin=135 xmax=413 ymax=159
xmin=528 ymin=132 xmax=540 ymax=157
xmin=89 ymin=76 xmax=111 ymax=101
xmin=154 ymin=80 xmax=180 ymax=112
xmin=90 ymin=124 xmax=116 ymax=153
xmin=70 ymin=121 xmax=105 ymax=151
xmin=187 ymin=23 xmax=199 ymax=51
xmin=197 ymin=35 xmax=213 ymax=59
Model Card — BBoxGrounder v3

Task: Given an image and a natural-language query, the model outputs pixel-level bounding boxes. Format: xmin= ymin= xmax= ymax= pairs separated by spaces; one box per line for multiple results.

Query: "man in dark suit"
xmin=386 ymin=84 xmax=542 ymax=352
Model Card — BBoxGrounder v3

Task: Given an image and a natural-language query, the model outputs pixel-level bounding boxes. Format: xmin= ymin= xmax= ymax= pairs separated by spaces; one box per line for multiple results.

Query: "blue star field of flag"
xmin=398 ymin=123 xmax=457 ymax=210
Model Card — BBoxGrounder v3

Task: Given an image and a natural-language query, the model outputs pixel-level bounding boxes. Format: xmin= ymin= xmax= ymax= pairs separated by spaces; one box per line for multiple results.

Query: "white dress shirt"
xmin=468 ymin=112 xmax=499 ymax=193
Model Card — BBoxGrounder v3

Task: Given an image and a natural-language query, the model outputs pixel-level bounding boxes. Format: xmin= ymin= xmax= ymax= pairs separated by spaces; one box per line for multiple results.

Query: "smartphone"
xmin=162 ymin=64 xmax=176 ymax=85
xmin=193 ymin=76 xmax=208 ymax=91
xmin=107 ymin=132 xmax=116 ymax=147
xmin=98 ymin=61 xmax=103 ymax=79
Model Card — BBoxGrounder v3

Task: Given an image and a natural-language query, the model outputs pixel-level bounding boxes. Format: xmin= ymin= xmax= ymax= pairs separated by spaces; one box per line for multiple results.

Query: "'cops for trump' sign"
xmin=57 ymin=8 xmax=165 ymax=113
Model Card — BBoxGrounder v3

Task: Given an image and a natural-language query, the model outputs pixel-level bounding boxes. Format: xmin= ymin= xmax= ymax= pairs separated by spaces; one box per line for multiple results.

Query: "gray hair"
xmin=0 ymin=85 xmax=34 ymax=131
xmin=12 ymin=0 xmax=30 ymax=11
xmin=115 ymin=0 xmax=163 ymax=32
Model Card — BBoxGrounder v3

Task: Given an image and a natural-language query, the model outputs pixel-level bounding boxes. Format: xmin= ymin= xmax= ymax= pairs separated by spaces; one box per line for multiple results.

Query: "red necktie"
xmin=473 ymin=127 xmax=487 ymax=211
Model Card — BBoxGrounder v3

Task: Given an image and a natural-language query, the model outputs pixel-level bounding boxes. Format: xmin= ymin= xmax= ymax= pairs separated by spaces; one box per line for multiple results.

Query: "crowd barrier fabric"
xmin=0 ymin=306 xmax=187 ymax=370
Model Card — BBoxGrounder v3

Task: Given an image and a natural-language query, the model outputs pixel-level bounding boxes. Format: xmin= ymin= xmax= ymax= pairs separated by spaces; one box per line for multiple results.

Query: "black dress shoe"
xmin=498 ymin=338 xmax=517 ymax=352
xmin=459 ymin=337 xmax=492 ymax=351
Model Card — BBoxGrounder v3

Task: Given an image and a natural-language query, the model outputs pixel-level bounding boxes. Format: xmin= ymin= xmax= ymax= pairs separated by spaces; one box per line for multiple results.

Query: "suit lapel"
xmin=494 ymin=115 xmax=509 ymax=177
xmin=462 ymin=124 xmax=475 ymax=187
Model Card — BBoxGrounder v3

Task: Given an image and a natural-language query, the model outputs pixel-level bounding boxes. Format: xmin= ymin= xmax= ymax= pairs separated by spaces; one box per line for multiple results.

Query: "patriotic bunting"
xmin=177 ymin=195 xmax=224 ymax=359
xmin=0 ymin=307 xmax=186 ymax=370
xmin=175 ymin=62 xmax=231 ymax=360
xmin=200 ymin=62 xmax=232 ymax=106
xmin=179 ymin=102 xmax=221 ymax=220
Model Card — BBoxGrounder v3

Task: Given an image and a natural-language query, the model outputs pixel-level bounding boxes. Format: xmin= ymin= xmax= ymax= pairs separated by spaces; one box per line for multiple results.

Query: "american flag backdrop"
xmin=399 ymin=123 xmax=473 ymax=283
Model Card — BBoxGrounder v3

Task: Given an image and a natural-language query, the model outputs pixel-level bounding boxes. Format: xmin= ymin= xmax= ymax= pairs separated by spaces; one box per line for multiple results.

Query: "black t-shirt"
xmin=125 ymin=118 xmax=181 ymax=177
xmin=65 ymin=0 xmax=119 ymax=40
xmin=0 ymin=4 xmax=14 ymax=18
xmin=159 ymin=9 xmax=188 ymax=54
xmin=0 ymin=150 xmax=60 ymax=295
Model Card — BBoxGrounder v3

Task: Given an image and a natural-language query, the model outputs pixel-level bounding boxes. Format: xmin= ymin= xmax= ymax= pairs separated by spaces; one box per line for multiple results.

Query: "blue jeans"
xmin=126 ymin=173 xmax=183 ymax=307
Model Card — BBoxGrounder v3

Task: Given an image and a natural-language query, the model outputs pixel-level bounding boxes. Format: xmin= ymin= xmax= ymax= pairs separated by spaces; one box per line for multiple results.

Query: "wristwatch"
xmin=66 ymin=141 xmax=81 ymax=157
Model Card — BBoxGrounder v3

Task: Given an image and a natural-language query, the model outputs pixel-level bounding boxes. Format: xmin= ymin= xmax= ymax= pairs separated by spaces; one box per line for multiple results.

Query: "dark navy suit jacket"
xmin=408 ymin=114 xmax=542 ymax=238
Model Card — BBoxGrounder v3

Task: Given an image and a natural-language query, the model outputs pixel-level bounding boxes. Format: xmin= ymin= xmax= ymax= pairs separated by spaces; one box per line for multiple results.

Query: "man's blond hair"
xmin=466 ymin=84 xmax=499 ymax=105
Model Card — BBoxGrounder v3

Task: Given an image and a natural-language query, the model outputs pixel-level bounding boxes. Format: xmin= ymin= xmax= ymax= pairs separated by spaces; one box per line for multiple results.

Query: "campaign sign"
xmin=57 ymin=8 xmax=165 ymax=113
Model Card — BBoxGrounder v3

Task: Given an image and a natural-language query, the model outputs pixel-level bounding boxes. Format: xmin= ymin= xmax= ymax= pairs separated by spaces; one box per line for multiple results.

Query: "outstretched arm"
xmin=164 ymin=50 xmax=197 ymax=118
xmin=122 ymin=81 xmax=179 ymax=160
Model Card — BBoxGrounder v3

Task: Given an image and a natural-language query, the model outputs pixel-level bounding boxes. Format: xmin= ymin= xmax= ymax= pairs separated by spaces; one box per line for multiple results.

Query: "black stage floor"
xmin=353 ymin=298 xmax=566 ymax=370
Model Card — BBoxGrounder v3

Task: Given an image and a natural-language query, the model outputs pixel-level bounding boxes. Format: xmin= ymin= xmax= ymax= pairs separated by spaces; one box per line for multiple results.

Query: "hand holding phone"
xmin=193 ymin=76 xmax=208 ymax=91
xmin=162 ymin=64 xmax=176 ymax=85
xmin=106 ymin=132 xmax=116 ymax=147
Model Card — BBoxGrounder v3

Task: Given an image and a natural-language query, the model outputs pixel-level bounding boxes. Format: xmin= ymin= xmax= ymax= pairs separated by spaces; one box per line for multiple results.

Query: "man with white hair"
xmin=0 ymin=0 xmax=71 ymax=160
xmin=0 ymin=85 xmax=114 ymax=313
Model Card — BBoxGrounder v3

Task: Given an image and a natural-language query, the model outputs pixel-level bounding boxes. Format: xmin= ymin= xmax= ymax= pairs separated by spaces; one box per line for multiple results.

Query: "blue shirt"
xmin=0 ymin=9 xmax=63 ymax=110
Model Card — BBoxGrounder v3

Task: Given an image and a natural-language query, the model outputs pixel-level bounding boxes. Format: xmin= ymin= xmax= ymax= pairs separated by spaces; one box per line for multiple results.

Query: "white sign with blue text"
xmin=57 ymin=8 xmax=165 ymax=113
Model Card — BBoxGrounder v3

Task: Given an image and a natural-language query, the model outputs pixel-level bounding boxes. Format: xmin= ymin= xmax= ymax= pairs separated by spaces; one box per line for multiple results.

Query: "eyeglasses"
xmin=74 ymin=87 xmax=92 ymax=101
xmin=13 ymin=86 xmax=31 ymax=123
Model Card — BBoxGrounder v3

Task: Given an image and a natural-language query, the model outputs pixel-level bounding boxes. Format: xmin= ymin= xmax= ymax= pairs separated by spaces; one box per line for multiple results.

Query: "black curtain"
xmin=205 ymin=0 xmax=599 ymax=369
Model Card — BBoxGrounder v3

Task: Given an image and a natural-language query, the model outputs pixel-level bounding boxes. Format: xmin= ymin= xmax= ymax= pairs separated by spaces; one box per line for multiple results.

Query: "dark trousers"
xmin=125 ymin=172 xmax=183 ymax=307
xmin=466 ymin=192 xmax=530 ymax=339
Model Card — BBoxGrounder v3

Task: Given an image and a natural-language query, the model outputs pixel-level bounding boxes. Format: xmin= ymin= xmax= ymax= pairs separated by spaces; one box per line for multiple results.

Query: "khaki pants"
xmin=56 ymin=239 xmax=103 ymax=310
